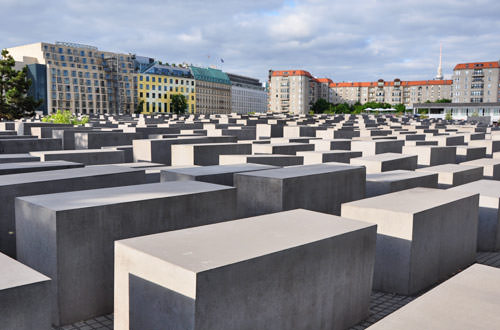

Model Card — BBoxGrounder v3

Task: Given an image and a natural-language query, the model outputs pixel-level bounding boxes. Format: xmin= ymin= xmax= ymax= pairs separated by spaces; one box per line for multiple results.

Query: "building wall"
xmin=269 ymin=70 xmax=314 ymax=114
xmin=137 ymin=73 xmax=196 ymax=114
xmin=7 ymin=42 xmax=137 ymax=114
xmin=452 ymin=61 xmax=500 ymax=103
xmin=230 ymin=85 xmax=267 ymax=114
xmin=191 ymin=67 xmax=231 ymax=114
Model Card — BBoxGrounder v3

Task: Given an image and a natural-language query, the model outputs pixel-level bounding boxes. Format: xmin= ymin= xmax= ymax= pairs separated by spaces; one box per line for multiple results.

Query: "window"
xmin=140 ymin=76 xmax=143 ymax=81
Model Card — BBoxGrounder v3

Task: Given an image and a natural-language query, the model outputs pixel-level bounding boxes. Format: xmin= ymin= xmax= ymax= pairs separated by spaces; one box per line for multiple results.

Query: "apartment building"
xmin=137 ymin=62 xmax=196 ymax=114
xmin=330 ymin=79 xmax=453 ymax=107
xmin=268 ymin=70 xmax=318 ymax=114
xmin=227 ymin=73 xmax=267 ymax=114
xmin=316 ymin=78 xmax=334 ymax=103
xmin=190 ymin=66 xmax=231 ymax=114
xmin=452 ymin=61 xmax=500 ymax=103
xmin=7 ymin=41 xmax=137 ymax=114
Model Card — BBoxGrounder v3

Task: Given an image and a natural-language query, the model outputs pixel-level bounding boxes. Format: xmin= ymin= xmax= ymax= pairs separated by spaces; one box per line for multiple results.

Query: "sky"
xmin=1 ymin=0 xmax=499 ymax=83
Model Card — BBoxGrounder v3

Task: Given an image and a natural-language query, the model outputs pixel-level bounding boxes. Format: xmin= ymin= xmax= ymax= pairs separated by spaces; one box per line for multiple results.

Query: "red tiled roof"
xmin=453 ymin=61 xmax=500 ymax=70
xmin=271 ymin=70 xmax=313 ymax=78
xmin=330 ymin=79 xmax=452 ymax=88
xmin=316 ymin=78 xmax=333 ymax=84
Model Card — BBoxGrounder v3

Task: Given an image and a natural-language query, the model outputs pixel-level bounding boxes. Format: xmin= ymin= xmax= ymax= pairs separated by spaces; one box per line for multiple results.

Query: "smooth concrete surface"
xmin=161 ymin=164 xmax=277 ymax=186
xmin=0 ymin=154 xmax=40 ymax=163
xmin=252 ymin=143 xmax=315 ymax=155
xmin=114 ymin=209 xmax=377 ymax=330
xmin=341 ymin=188 xmax=479 ymax=295
xmin=0 ymin=165 xmax=146 ymax=258
xmin=365 ymin=170 xmax=438 ymax=198
xmin=350 ymin=139 xmax=404 ymax=156
xmin=0 ymin=252 xmax=51 ymax=330
xmin=132 ymin=136 xmax=237 ymax=165
xmin=455 ymin=146 xmax=486 ymax=163
xmin=297 ymin=150 xmax=362 ymax=165
xmin=0 ymin=138 xmax=62 ymax=154
xmin=461 ymin=158 xmax=500 ymax=180
xmin=0 ymin=161 xmax=83 ymax=175
xmin=15 ymin=181 xmax=237 ymax=326
xmin=402 ymin=146 xmax=456 ymax=166
xmin=235 ymin=164 xmax=365 ymax=217
xmin=449 ymin=180 xmax=500 ymax=251
xmin=219 ymin=154 xmax=304 ymax=166
xmin=74 ymin=132 xmax=143 ymax=149
xmin=30 ymin=149 xmax=125 ymax=165
xmin=171 ymin=143 xmax=252 ymax=166
xmin=350 ymin=153 xmax=417 ymax=173
xmin=367 ymin=264 xmax=500 ymax=330
xmin=416 ymin=163 xmax=484 ymax=188
xmin=310 ymin=139 xmax=351 ymax=151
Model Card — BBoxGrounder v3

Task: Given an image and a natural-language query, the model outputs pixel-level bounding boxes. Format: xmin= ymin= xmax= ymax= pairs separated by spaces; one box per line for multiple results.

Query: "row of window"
xmin=139 ymin=85 xmax=194 ymax=93
xmin=139 ymin=92 xmax=194 ymax=101
xmin=139 ymin=76 xmax=194 ymax=86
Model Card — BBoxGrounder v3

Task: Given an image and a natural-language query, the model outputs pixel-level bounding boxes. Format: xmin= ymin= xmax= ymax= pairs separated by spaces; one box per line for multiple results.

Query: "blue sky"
xmin=1 ymin=0 xmax=499 ymax=83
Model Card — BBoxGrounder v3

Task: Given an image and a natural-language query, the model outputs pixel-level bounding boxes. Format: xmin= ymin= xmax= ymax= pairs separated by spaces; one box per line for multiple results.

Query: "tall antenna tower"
xmin=435 ymin=43 xmax=444 ymax=80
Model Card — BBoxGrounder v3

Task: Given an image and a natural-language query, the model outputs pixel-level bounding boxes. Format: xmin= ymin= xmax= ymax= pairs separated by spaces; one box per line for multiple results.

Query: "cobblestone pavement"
xmin=53 ymin=252 xmax=500 ymax=330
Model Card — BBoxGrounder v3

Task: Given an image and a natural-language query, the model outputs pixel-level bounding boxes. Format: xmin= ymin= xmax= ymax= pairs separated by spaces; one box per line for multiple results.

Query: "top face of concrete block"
xmin=366 ymin=264 xmax=500 ymax=330
xmin=0 ymin=161 xmax=82 ymax=170
xmin=461 ymin=158 xmax=500 ymax=166
xmin=17 ymin=181 xmax=234 ymax=211
xmin=235 ymin=163 xmax=364 ymax=179
xmin=0 ymin=154 xmax=39 ymax=160
xmin=449 ymin=179 xmax=500 ymax=199
xmin=30 ymin=149 xmax=122 ymax=155
xmin=352 ymin=153 xmax=415 ymax=161
xmin=0 ymin=165 xmax=143 ymax=186
xmin=366 ymin=170 xmax=436 ymax=182
xmin=343 ymin=187 xmax=477 ymax=214
xmin=416 ymin=164 xmax=482 ymax=173
xmin=116 ymin=209 xmax=375 ymax=273
xmin=0 ymin=253 xmax=50 ymax=290
xmin=161 ymin=164 xmax=277 ymax=176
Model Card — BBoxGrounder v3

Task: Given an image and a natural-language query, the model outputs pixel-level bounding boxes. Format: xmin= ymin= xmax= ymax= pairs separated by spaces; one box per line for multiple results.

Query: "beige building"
xmin=7 ymin=41 xmax=137 ymax=114
xmin=268 ymin=70 xmax=319 ymax=114
xmin=190 ymin=66 xmax=231 ymax=114
xmin=330 ymin=79 xmax=453 ymax=108
xmin=452 ymin=61 xmax=500 ymax=103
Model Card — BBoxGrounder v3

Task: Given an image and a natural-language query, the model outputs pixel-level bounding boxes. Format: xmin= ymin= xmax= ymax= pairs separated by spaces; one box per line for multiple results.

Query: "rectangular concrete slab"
xmin=416 ymin=163 xmax=483 ymax=188
xmin=30 ymin=149 xmax=125 ymax=165
xmin=365 ymin=170 xmax=438 ymax=198
xmin=0 ymin=154 xmax=40 ymax=163
xmin=219 ymin=154 xmax=304 ymax=166
xmin=171 ymin=143 xmax=252 ymax=166
xmin=461 ymin=158 xmax=500 ymax=180
xmin=114 ymin=209 xmax=377 ymax=330
xmin=0 ymin=161 xmax=84 ymax=175
xmin=350 ymin=153 xmax=417 ymax=173
xmin=402 ymin=146 xmax=456 ymax=166
xmin=297 ymin=150 xmax=362 ymax=165
xmin=0 ymin=165 xmax=146 ymax=257
xmin=235 ymin=164 xmax=365 ymax=217
xmin=367 ymin=264 xmax=500 ymax=330
xmin=341 ymin=188 xmax=479 ymax=295
xmin=15 ymin=181 xmax=237 ymax=326
xmin=0 ymin=252 xmax=51 ymax=330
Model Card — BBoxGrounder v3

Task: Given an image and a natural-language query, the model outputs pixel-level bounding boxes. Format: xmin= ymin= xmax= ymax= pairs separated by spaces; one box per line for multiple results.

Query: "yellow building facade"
xmin=137 ymin=63 xmax=196 ymax=114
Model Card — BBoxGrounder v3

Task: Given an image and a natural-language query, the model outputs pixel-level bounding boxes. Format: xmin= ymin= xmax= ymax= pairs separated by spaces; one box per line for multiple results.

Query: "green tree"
xmin=394 ymin=104 xmax=406 ymax=113
xmin=445 ymin=112 xmax=453 ymax=121
xmin=310 ymin=98 xmax=330 ymax=114
xmin=170 ymin=94 xmax=187 ymax=114
xmin=436 ymin=99 xmax=452 ymax=103
xmin=135 ymin=100 xmax=144 ymax=114
xmin=42 ymin=110 xmax=89 ymax=125
xmin=0 ymin=49 xmax=41 ymax=119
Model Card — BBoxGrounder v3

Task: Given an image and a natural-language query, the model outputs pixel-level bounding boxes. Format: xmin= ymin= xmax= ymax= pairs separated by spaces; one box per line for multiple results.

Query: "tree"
xmin=310 ymin=98 xmax=330 ymax=114
xmin=0 ymin=49 xmax=41 ymax=120
xmin=436 ymin=99 xmax=452 ymax=103
xmin=135 ymin=100 xmax=144 ymax=114
xmin=394 ymin=104 xmax=406 ymax=113
xmin=170 ymin=94 xmax=188 ymax=114
xmin=42 ymin=110 xmax=88 ymax=125
xmin=445 ymin=112 xmax=453 ymax=121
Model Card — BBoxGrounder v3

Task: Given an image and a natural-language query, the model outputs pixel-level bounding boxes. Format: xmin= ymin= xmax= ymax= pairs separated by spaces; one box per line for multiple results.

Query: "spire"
xmin=435 ymin=43 xmax=443 ymax=80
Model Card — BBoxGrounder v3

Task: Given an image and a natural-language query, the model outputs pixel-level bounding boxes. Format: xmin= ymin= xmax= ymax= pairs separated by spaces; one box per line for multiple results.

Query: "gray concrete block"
xmin=219 ymin=154 xmax=304 ymax=166
xmin=449 ymin=180 xmax=500 ymax=251
xmin=171 ymin=143 xmax=252 ymax=166
xmin=365 ymin=170 xmax=438 ymax=198
xmin=341 ymin=188 xmax=479 ymax=295
xmin=29 ymin=149 xmax=125 ymax=165
xmin=0 ymin=252 xmax=51 ymax=330
xmin=350 ymin=139 xmax=404 ymax=156
xmin=0 ymin=165 xmax=146 ymax=257
xmin=469 ymin=139 xmax=500 ymax=155
xmin=74 ymin=132 xmax=143 ymax=149
xmin=114 ymin=209 xmax=377 ymax=330
xmin=297 ymin=150 xmax=362 ymax=164
xmin=402 ymin=146 xmax=456 ymax=166
xmin=350 ymin=153 xmax=417 ymax=173
xmin=235 ymin=164 xmax=365 ymax=217
xmin=416 ymin=164 xmax=483 ymax=188
xmin=161 ymin=164 xmax=277 ymax=186
xmin=101 ymin=145 xmax=133 ymax=162
xmin=0 ymin=154 xmax=40 ymax=163
xmin=310 ymin=139 xmax=351 ymax=151
xmin=252 ymin=143 xmax=315 ymax=155
xmin=15 ymin=181 xmax=236 ymax=326
xmin=133 ymin=136 xmax=237 ymax=165
xmin=0 ymin=161 xmax=83 ymax=175
xmin=455 ymin=146 xmax=486 ymax=163
xmin=366 ymin=264 xmax=500 ymax=330
xmin=0 ymin=138 xmax=62 ymax=154
xmin=461 ymin=158 xmax=500 ymax=180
